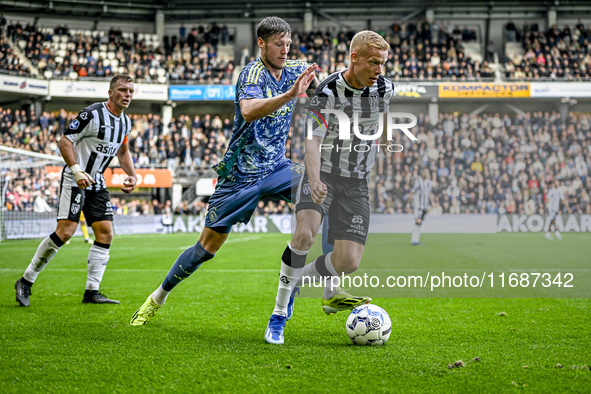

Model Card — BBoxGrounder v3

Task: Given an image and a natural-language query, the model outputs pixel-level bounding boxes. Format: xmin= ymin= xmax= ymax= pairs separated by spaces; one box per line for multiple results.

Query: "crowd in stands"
xmin=0 ymin=19 xmax=234 ymax=83
xmin=5 ymin=16 xmax=591 ymax=82
xmin=286 ymin=21 xmax=489 ymax=81
xmin=3 ymin=105 xmax=590 ymax=217
xmin=505 ymin=20 xmax=591 ymax=80
xmin=372 ymin=111 xmax=591 ymax=215
xmin=0 ymin=107 xmax=233 ymax=172
xmin=0 ymin=30 xmax=29 ymax=75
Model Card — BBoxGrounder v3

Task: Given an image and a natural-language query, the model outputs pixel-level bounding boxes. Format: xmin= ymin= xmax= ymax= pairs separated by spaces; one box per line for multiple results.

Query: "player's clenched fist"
xmin=310 ymin=179 xmax=327 ymax=205
xmin=121 ymin=176 xmax=137 ymax=193
xmin=70 ymin=164 xmax=96 ymax=189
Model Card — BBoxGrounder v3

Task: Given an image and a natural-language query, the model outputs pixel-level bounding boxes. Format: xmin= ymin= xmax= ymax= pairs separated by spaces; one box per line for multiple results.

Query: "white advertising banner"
xmin=133 ymin=83 xmax=168 ymax=101
xmin=0 ymin=75 xmax=49 ymax=95
xmin=497 ymin=214 xmax=591 ymax=232
xmin=195 ymin=178 xmax=218 ymax=196
xmin=49 ymin=80 xmax=167 ymax=101
xmin=529 ymin=82 xmax=591 ymax=98
xmin=368 ymin=214 xmax=498 ymax=233
xmin=49 ymin=80 xmax=109 ymax=98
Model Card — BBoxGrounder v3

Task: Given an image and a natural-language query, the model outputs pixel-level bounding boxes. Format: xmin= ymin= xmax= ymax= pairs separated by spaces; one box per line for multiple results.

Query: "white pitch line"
xmin=178 ymin=235 xmax=263 ymax=250
xmin=0 ymin=268 xmax=276 ymax=272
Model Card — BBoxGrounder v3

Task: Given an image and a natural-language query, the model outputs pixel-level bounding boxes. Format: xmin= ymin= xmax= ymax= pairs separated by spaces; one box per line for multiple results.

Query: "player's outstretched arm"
xmin=304 ymin=135 xmax=327 ymax=205
xmin=58 ymin=137 xmax=95 ymax=189
xmin=240 ymin=63 xmax=317 ymax=123
xmin=116 ymin=141 xmax=137 ymax=193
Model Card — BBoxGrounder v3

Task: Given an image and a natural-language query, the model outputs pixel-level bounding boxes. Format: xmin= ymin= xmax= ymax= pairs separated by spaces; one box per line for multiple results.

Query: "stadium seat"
xmin=18 ymin=40 xmax=26 ymax=49
xmin=69 ymin=71 xmax=78 ymax=80
xmin=44 ymin=70 xmax=53 ymax=79
xmin=107 ymin=52 xmax=115 ymax=60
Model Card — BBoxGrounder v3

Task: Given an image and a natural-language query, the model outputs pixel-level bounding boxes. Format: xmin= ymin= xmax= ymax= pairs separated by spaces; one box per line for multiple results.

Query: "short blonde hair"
xmin=350 ymin=30 xmax=389 ymax=54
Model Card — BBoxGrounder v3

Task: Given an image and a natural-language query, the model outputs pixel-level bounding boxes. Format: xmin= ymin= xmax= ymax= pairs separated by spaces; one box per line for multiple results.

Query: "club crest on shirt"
xmin=369 ymin=91 xmax=379 ymax=111
xmin=71 ymin=203 xmax=80 ymax=215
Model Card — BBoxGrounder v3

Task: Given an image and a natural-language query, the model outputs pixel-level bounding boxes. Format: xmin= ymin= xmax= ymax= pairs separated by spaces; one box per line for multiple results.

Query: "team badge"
xmin=80 ymin=112 xmax=88 ymax=120
xmin=302 ymin=183 xmax=311 ymax=196
xmin=71 ymin=203 xmax=80 ymax=215
xmin=369 ymin=92 xmax=379 ymax=111
xmin=69 ymin=120 xmax=80 ymax=130
xmin=208 ymin=209 xmax=218 ymax=223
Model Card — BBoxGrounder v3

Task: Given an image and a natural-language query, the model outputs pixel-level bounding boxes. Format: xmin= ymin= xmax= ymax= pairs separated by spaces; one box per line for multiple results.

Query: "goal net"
xmin=0 ymin=146 xmax=65 ymax=242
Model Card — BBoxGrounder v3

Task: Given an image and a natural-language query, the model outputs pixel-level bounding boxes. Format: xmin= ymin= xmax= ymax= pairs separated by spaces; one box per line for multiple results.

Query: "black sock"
xmin=21 ymin=277 xmax=33 ymax=287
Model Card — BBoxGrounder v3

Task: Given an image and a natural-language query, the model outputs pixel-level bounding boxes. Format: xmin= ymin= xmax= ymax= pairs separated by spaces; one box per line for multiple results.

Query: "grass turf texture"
xmin=0 ymin=233 xmax=590 ymax=392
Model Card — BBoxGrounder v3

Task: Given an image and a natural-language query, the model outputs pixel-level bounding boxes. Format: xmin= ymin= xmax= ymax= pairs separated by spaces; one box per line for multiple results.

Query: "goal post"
xmin=0 ymin=146 xmax=65 ymax=242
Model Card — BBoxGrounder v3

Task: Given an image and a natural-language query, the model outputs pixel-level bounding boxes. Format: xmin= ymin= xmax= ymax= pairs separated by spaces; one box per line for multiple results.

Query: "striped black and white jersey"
xmin=547 ymin=187 xmax=564 ymax=212
xmin=63 ymin=102 xmax=132 ymax=191
xmin=412 ymin=177 xmax=433 ymax=211
xmin=309 ymin=71 xmax=394 ymax=179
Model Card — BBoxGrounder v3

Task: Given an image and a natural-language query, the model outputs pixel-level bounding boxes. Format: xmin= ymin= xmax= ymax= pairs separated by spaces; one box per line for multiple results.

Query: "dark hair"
xmin=110 ymin=74 xmax=134 ymax=89
xmin=256 ymin=16 xmax=291 ymax=41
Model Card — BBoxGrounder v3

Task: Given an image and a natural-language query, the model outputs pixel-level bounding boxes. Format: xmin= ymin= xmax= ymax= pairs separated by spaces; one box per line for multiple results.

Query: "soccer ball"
xmin=345 ymin=304 xmax=392 ymax=346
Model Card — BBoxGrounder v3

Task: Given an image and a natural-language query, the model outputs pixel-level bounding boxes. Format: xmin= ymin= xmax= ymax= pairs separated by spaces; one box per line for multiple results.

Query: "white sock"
xmin=555 ymin=230 xmax=562 ymax=239
xmin=322 ymin=253 xmax=340 ymax=300
xmin=151 ymin=285 xmax=169 ymax=305
xmin=23 ymin=235 xmax=61 ymax=283
xmin=412 ymin=224 xmax=421 ymax=244
xmin=272 ymin=244 xmax=307 ymax=317
xmin=86 ymin=243 xmax=110 ymax=291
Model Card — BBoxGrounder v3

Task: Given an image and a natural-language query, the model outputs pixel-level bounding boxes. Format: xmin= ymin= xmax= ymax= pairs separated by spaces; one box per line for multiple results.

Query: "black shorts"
xmin=295 ymin=171 xmax=370 ymax=245
xmin=57 ymin=178 xmax=113 ymax=225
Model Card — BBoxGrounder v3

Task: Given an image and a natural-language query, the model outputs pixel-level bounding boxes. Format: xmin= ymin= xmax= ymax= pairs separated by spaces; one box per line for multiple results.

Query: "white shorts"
xmin=547 ymin=210 xmax=559 ymax=221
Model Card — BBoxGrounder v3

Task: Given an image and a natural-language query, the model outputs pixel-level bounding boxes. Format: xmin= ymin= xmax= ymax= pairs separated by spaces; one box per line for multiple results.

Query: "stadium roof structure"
xmin=3 ymin=0 xmax=591 ymax=22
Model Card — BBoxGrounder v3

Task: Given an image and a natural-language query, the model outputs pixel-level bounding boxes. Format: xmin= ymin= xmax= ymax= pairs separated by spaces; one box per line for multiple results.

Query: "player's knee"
xmin=335 ymin=255 xmax=361 ymax=274
xmin=332 ymin=251 xmax=361 ymax=274
xmin=94 ymin=230 xmax=113 ymax=244
xmin=56 ymin=222 xmax=77 ymax=241
xmin=292 ymin=228 xmax=316 ymax=251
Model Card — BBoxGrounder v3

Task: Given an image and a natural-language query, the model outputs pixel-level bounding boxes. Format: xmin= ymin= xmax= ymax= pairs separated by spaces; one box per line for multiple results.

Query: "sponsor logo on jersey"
xmin=280 ymin=275 xmax=290 ymax=284
xmin=80 ymin=112 xmax=88 ymax=120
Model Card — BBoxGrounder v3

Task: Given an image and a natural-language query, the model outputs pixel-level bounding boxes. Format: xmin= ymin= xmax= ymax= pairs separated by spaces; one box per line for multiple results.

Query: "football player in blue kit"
xmin=131 ymin=16 xmax=320 ymax=325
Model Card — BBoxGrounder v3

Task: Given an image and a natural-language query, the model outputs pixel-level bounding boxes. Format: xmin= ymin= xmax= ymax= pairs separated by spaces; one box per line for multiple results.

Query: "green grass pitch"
xmin=0 ymin=232 xmax=590 ymax=392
